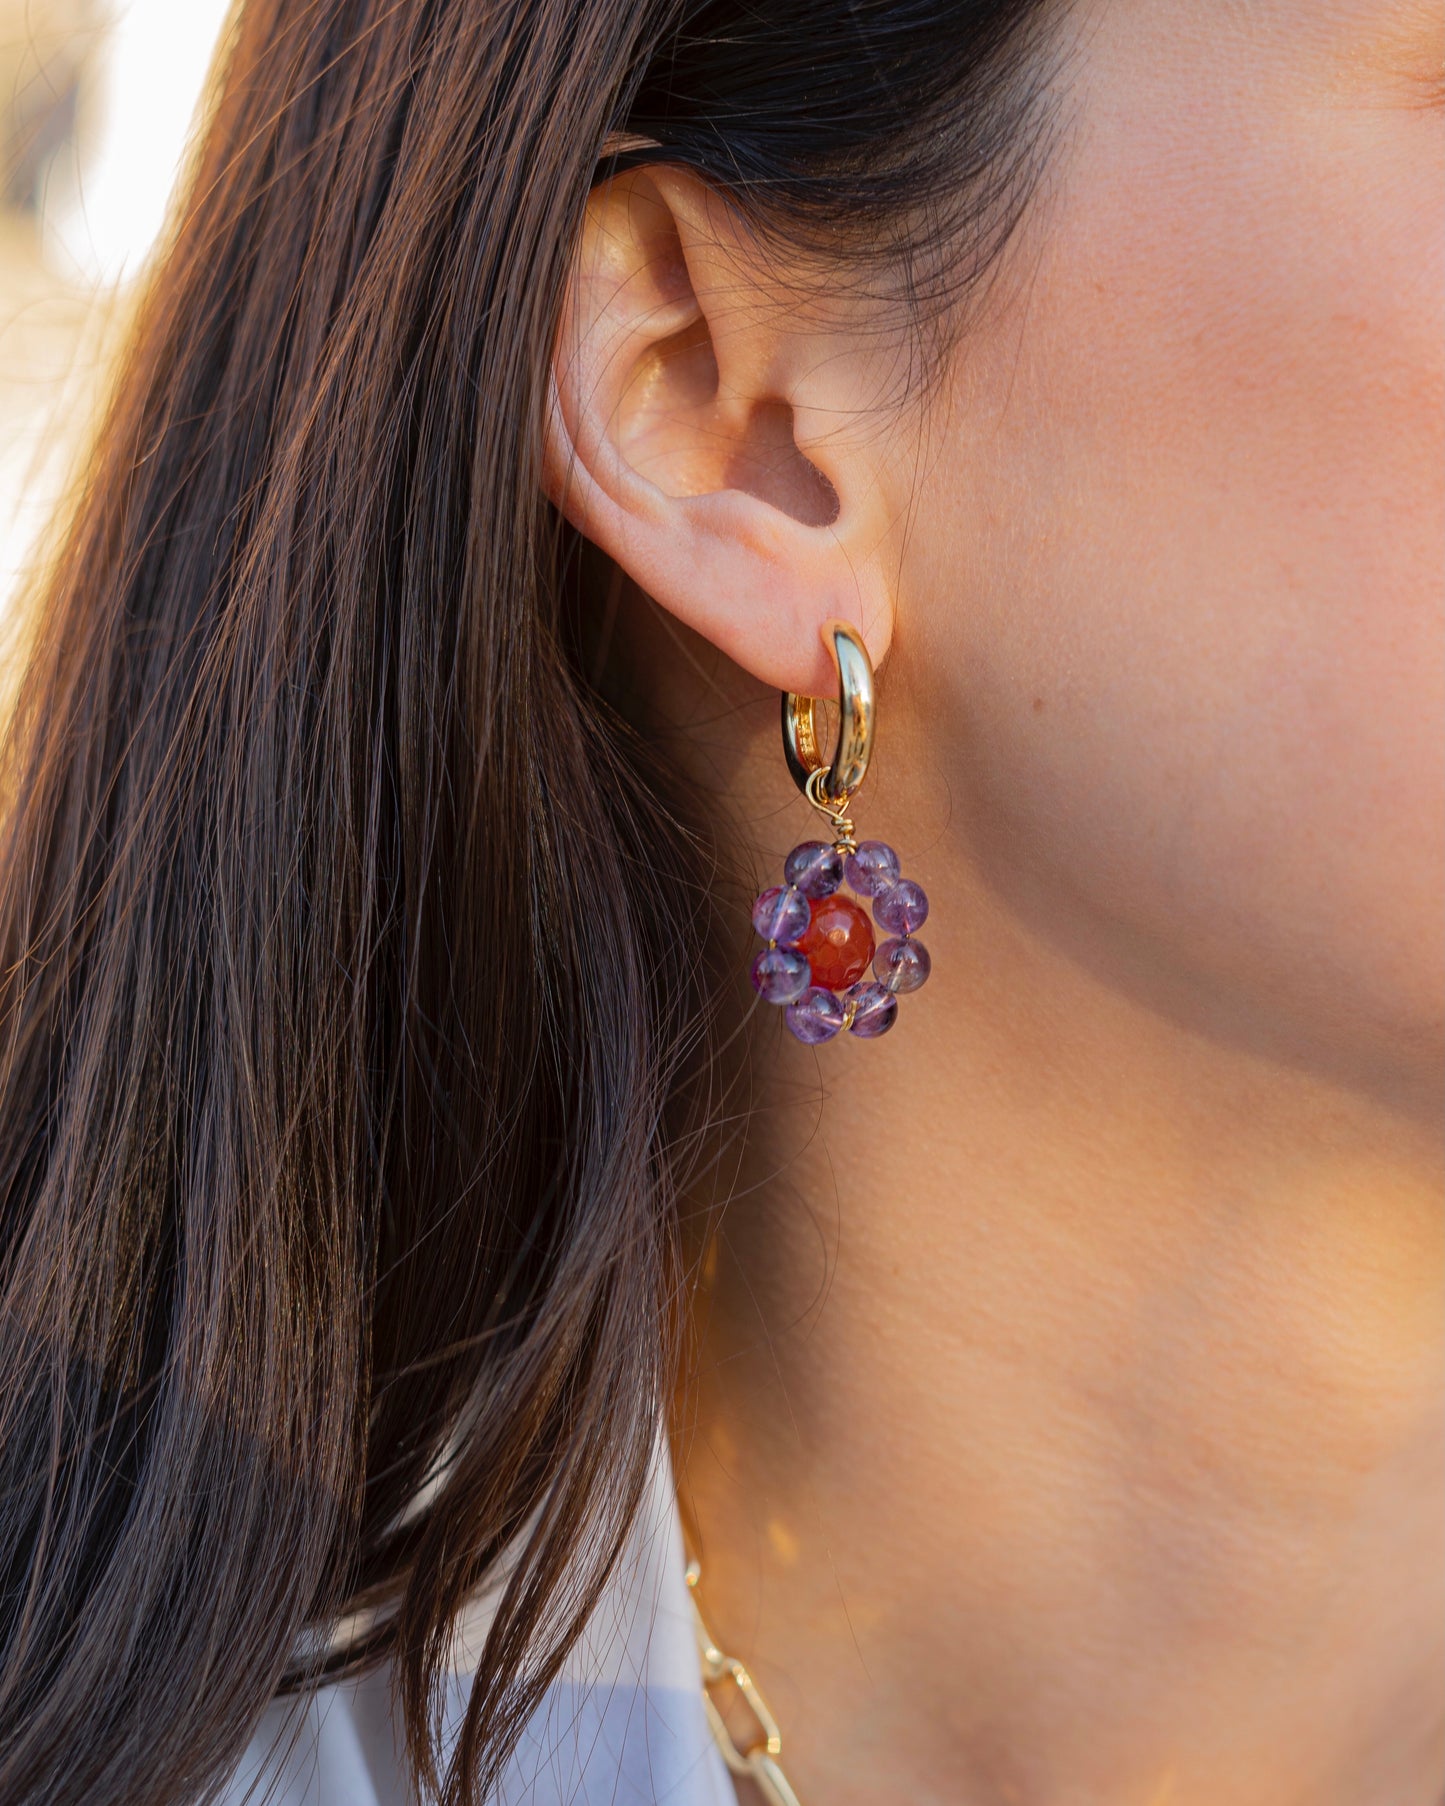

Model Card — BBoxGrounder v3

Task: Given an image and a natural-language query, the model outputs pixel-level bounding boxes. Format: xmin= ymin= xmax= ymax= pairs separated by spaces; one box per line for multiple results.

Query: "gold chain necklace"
xmin=684 ymin=1558 xmax=804 ymax=1806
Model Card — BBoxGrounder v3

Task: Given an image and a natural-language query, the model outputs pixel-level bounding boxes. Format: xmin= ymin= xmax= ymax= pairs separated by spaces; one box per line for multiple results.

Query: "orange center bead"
xmin=799 ymin=894 xmax=875 ymax=991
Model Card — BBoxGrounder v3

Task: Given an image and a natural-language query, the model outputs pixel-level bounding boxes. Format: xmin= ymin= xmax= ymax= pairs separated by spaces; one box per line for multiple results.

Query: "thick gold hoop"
xmin=781 ymin=621 xmax=875 ymax=808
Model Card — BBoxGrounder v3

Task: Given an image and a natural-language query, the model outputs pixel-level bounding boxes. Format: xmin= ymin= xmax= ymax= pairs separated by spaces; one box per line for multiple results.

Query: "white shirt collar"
xmin=222 ymin=1443 xmax=736 ymax=1804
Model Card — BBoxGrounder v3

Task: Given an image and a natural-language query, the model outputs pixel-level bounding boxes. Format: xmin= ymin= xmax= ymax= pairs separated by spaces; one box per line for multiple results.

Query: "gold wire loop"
xmin=781 ymin=620 xmax=875 ymax=812
xmin=802 ymin=766 xmax=858 ymax=856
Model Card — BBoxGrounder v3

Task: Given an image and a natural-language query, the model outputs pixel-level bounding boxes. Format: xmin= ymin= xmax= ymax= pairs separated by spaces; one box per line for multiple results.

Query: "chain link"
xmin=685 ymin=1560 xmax=804 ymax=1806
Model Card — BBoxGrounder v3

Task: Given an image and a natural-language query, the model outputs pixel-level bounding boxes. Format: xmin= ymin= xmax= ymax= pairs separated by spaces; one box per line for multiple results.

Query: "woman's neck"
xmin=678 ymin=831 xmax=1445 ymax=1806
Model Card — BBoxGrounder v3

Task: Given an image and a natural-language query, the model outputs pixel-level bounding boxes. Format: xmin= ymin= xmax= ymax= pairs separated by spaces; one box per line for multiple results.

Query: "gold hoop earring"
xmin=781 ymin=620 xmax=875 ymax=815
xmin=750 ymin=620 xmax=931 ymax=1043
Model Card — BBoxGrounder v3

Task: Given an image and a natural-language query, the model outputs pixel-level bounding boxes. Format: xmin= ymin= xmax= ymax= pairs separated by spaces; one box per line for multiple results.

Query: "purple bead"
xmin=845 ymin=840 xmax=901 ymax=897
xmin=750 ymin=947 xmax=810 ymax=1006
xmin=752 ymin=884 xmax=810 ymax=948
xmin=873 ymin=936 xmax=931 ymax=995
xmin=783 ymin=840 xmax=844 ymax=899
xmin=873 ymin=878 xmax=929 ymax=937
xmin=845 ymin=981 xmax=898 ymax=1038
xmin=785 ymin=985 xmax=845 ymax=1044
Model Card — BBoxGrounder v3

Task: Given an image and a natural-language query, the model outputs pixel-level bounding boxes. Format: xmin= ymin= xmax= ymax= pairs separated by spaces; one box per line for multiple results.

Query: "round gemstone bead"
xmin=845 ymin=981 xmax=898 ymax=1038
xmin=786 ymin=986 xmax=845 ymax=1044
xmin=873 ymin=935 xmax=931 ymax=995
xmin=751 ymin=883 xmax=810 ymax=948
xmin=798 ymin=894 xmax=875 ymax=991
xmin=783 ymin=840 xmax=844 ymax=899
xmin=873 ymin=878 xmax=929 ymax=937
xmin=750 ymin=947 xmax=811 ymax=1006
xmin=844 ymin=840 xmax=901 ymax=897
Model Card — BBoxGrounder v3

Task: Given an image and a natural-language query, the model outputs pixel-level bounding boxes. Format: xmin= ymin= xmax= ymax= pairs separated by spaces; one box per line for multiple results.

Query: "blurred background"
xmin=0 ymin=0 xmax=229 ymax=614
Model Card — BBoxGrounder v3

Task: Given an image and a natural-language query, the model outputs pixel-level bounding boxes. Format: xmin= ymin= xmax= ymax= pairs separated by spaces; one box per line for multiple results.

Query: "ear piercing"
xmin=750 ymin=622 xmax=930 ymax=1043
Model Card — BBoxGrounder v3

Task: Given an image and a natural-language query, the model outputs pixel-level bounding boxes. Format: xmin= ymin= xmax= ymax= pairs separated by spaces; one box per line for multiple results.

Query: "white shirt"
xmin=220 ymin=1450 xmax=736 ymax=1805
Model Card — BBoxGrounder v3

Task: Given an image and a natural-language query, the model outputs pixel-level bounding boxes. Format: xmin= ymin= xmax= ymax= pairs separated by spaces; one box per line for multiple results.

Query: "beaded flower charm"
xmin=751 ymin=621 xmax=930 ymax=1044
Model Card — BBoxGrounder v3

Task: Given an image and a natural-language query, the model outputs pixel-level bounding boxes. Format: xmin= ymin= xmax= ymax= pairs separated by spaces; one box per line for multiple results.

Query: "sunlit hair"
xmin=0 ymin=2 xmax=1058 ymax=1799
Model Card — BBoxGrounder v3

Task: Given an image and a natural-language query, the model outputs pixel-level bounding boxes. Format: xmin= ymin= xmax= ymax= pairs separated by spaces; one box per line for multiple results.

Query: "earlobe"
xmin=543 ymin=167 xmax=896 ymax=696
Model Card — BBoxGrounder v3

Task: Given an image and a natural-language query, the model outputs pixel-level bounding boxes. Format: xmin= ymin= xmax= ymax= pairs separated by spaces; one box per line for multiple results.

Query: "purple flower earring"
xmin=750 ymin=620 xmax=931 ymax=1043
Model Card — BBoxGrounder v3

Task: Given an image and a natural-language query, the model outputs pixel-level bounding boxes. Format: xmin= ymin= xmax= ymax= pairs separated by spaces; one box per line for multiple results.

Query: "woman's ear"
xmin=543 ymin=166 xmax=897 ymax=696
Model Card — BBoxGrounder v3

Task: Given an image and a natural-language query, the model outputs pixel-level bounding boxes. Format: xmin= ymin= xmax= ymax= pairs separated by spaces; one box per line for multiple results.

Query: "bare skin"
xmin=545 ymin=0 xmax=1445 ymax=1797
xmin=672 ymin=626 xmax=1445 ymax=1804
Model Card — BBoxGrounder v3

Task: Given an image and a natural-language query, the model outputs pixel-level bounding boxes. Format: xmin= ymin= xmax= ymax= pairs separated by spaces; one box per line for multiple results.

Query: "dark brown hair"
xmin=0 ymin=3 xmax=1058 ymax=1800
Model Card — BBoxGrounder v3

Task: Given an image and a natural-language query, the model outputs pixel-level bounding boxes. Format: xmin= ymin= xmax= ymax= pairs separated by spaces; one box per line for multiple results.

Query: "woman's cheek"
xmin=907 ymin=12 xmax=1444 ymax=1082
